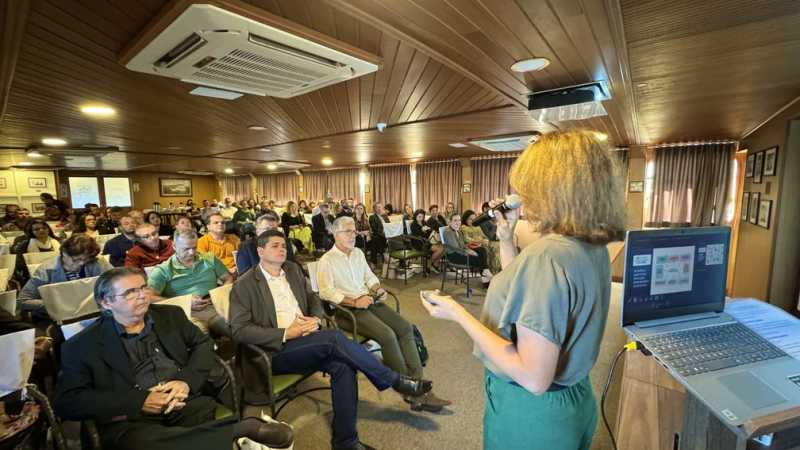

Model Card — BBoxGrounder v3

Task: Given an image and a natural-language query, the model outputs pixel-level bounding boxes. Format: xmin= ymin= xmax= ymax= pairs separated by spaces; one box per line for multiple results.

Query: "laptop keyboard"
xmin=642 ymin=323 xmax=786 ymax=378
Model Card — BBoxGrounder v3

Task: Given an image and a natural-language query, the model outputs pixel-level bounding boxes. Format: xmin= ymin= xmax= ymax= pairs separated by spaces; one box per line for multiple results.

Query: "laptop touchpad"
xmin=719 ymin=372 xmax=786 ymax=410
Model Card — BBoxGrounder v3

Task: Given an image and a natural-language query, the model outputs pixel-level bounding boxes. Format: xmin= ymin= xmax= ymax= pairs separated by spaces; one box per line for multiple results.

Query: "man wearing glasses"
xmin=18 ymin=234 xmax=113 ymax=320
xmin=54 ymin=267 xmax=294 ymax=450
xmin=125 ymin=223 xmax=175 ymax=269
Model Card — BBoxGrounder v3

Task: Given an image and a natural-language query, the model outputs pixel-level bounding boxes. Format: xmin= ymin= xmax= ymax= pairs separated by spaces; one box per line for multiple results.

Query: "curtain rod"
xmin=649 ymin=139 xmax=737 ymax=149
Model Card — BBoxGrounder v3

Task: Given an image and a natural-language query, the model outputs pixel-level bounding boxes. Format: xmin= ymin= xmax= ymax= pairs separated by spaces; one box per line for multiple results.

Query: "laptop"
xmin=621 ymin=226 xmax=800 ymax=426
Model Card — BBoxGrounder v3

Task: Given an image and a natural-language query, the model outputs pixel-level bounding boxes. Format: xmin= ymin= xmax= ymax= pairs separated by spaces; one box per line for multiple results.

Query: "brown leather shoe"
xmin=404 ymin=391 xmax=452 ymax=413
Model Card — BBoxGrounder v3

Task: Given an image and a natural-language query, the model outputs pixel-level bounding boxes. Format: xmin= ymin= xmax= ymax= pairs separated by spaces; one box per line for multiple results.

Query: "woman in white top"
xmin=12 ymin=220 xmax=61 ymax=254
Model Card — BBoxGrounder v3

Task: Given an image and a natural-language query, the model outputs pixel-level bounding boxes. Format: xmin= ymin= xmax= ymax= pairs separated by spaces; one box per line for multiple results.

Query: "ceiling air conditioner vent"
xmin=468 ymin=133 xmax=540 ymax=152
xmin=124 ymin=4 xmax=378 ymax=98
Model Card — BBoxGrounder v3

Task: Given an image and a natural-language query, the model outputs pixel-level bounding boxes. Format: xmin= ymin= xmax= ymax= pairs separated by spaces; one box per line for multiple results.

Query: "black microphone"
xmin=472 ymin=194 xmax=521 ymax=227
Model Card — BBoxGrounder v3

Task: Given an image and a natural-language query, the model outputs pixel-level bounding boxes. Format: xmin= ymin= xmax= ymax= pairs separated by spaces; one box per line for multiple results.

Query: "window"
xmin=103 ymin=177 xmax=132 ymax=207
xmin=68 ymin=177 xmax=100 ymax=207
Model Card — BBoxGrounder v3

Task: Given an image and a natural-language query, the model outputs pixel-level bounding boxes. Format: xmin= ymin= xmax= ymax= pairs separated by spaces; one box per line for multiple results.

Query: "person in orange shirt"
xmin=196 ymin=213 xmax=239 ymax=273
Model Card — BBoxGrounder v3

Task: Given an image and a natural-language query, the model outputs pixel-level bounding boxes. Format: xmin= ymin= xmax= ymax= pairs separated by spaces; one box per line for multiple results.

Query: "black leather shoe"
xmin=333 ymin=441 xmax=377 ymax=450
xmin=392 ymin=376 xmax=433 ymax=397
xmin=250 ymin=420 xmax=294 ymax=449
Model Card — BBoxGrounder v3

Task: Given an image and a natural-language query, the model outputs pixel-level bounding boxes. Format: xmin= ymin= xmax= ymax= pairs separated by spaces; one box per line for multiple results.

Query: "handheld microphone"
xmin=472 ymin=194 xmax=521 ymax=227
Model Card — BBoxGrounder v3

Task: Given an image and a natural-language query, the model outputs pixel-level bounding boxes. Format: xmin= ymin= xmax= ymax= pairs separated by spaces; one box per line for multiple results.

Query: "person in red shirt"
xmin=125 ymin=223 xmax=175 ymax=269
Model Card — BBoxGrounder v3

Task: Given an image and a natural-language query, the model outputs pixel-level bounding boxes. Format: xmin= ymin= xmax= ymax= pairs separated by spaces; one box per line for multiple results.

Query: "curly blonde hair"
xmin=509 ymin=129 xmax=626 ymax=244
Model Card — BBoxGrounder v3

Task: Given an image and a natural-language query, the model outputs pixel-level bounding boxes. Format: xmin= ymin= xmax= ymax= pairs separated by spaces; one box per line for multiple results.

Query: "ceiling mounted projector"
xmin=528 ymin=81 xmax=610 ymax=122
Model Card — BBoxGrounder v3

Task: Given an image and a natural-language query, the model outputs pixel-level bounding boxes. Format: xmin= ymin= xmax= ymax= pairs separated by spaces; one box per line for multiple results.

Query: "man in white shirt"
xmin=317 ymin=216 xmax=451 ymax=412
xmin=219 ymin=197 xmax=238 ymax=220
xmin=229 ymin=229 xmax=432 ymax=450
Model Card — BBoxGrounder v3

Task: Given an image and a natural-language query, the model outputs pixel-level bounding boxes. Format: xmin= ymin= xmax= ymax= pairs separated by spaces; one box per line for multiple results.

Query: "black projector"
xmin=528 ymin=82 xmax=607 ymax=111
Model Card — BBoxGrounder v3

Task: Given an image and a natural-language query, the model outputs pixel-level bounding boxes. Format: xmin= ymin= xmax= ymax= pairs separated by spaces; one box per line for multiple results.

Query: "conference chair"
xmin=0 ymin=254 xmax=17 ymax=291
xmin=39 ymin=277 xmax=100 ymax=325
xmin=0 ymin=267 xmax=9 ymax=292
xmin=0 ymin=290 xmax=16 ymax=318
xmin=438 ymin=226 xmax=475 ymax=301
xmin=22 ymin=251 xmax=58 ymax=266
xmin=214 ymin=280 xmax=333 ymax=418
xmin=1 ymin=230 xmax=24 ymax=240
xmin=386 ymin=235 xmax=428 ymax=284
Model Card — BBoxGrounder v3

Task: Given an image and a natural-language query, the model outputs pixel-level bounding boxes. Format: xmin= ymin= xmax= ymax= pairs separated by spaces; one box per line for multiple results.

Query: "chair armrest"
xmin=321 ymin=299 xmax=358 ymax=342
xmin=26 ymin=383 xmax=68 ymax=450
xmin=243 ymin=343 xmax=277 ymax=406
xmin=383 ymin=290 xmax=400 ymax=313
xmin=82 ymin=419 xmax=102 ymax=450
xmin=213 ymin=354 xmax=240 ymax=419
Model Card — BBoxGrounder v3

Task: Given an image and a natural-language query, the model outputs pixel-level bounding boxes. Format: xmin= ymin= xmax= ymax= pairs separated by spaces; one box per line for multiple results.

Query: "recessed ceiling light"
xmin=80 ymin=104 xmax=116 ymax=117
xmin=266 ymin=163 xmax=277 ymax=170
xmin=190 ymin=86 xmax=243 ymax=100
xmin=411 ymin=152 xmax=423 ymax=158
xmin=510 ymin=57 xmax=550 ymax=73
xmin=594 ymin=132 xmax=609 ymax=142
xmin=258 ymin=148 xmax=272 ymax=152
xmin=248 ymin=125 xmax=267 ymax=131
xmin=27 ymin=151 xmax=43 ymax=158
xmin=42 ymin=137 xmax=67 ymax=146
xmin=17 ymin=161 xmax=34 ymax=166
xmin=224 ymin=167 xmax=234 ymax=174
xmin=321 ymin=157 xmax=333 ymax=166
xmin=448 ymin=143 xmax=468 ymax=148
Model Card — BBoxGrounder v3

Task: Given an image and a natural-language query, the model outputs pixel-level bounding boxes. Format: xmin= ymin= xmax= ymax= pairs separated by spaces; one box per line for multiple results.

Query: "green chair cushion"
xmin=215 ymin=405 xmax=234 ymax=420
xmin=389 ymin=250 xmax=426 ymax=260
xmin=272 ymin=374 xmax=305 ymax=395
xmin=342 ymin=330 xmax=369 ymax=343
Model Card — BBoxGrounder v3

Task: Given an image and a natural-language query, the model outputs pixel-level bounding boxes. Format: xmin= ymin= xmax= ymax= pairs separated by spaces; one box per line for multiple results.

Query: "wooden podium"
xmin=615 ymin=349 xmax=800 ymax=450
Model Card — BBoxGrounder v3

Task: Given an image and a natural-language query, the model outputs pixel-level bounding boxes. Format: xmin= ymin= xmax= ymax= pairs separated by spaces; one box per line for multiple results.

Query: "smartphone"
xmin=420 ymin=290 xmax=439 ymax=305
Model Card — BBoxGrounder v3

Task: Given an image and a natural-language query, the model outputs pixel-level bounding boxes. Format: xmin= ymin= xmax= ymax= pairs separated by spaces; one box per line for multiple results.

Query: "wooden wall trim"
xmin=0 ymin=0 xmax=32 ymax=126
xmin=604 ymin=0 xmax=643 ymax=145
xmin=741 ymin=94 xmax=800 ymax=140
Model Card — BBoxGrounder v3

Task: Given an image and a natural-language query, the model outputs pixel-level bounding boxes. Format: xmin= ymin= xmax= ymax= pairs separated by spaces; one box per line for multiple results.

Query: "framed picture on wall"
xmin=757 ymin=199 xmax=772 ymax=229
xmin=31 ymin=203 xmax=47 ymax=214
xmin=753 ymin=151 xmax=764 ymax=184
xmin=159 ymin=178 xmax=192 ymax=197
xmin=744 ymin=154 xmax=755 ymax=178
xmin=628 ymin=181 xmax=644 ymax=193
xmin=0 ymin=178 xmax=6 ymax=189
xmin=740 ymin=192 xmax=750 ymax=221
xmin=462 ymin=183 xmax=472 ymax=193
xmin=749 ymin=192 xmax=760 ymax=224
xmin=763 ymin=146 xmax=778 ymax=177
xmin=28 ymin=177 xmax=47 ymax=189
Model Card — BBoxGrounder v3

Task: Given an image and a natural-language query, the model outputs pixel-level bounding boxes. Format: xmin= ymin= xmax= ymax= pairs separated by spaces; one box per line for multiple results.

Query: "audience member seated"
xmin=18 ymin=234 xmax=113 ymax=320
xmin=148 ymin=229 xmax=232 ymax=335
xmin=308 ymin=200 xmax=317 ymax=213
xmin=478 ymin=201 xmax=498 ymax=241
xmin=336 ymin=199 xmax=353 ymax=218
xmin=219 ymin=198 xmax=237 ymax=220
xmin=461 ymin=210 xmax=500 ymax=273
xmin=236 ymin=213 xmax=295 ymax=274
xmin=106 ymin=206 xmax=123 ymax=231
xmin=443 ymin=202 xmax=457 ymax=225
xmin=40 ymin=192 xmax=68 ymax=221
xmin=442 ymin=213 xmax=493 ymax=284
xmin=402 ymin=203 xmax=414 ymax=233
xmin=77 ymin=213 xmax=102 ymax=238
xmin=54 ymin=267 xmax=294 ymax=450
xmin=352 ymin=203 xmax=372 ymax=252
xmin=318 ymin=217 xmax=450 ymax=412
xmin=197 ymin=214 xmax=239 ymax=273
xmin=11 ymin=219 xmax=61 ymax=254
xmin=426 ymin=204 xmax=447 ymax=230
xmin=1 ymin=205 xmax=31 ymax=232
xmin=233 ymin=202 xmax=256 ymax=223
xmin=368 ymin=203 xmax=387 ymax=266
xmin=281 ymin=201 xmax=312 ymax=252
xmin=147 ymin=211 xmax=174 ymax=237
xmin=200 ymin=200 xmax=220 ymax=223
xmin=230 ymin=230 xmax=432 ymax=450
xmin=298 ymin=199 xmax=312 ymax=214
xmin=125 ymin=223 xmax=175 ymax=269
xmin=381 ymin=203 xmax=393 ymax=222
xmin=104 ymin=215 xmax=137 ymax=267
xmin=410 ymin=209 xmax=443 ymax=272
xmin=128 ymin=209 xmax=145 ymax=226
xmin=175 ymin=215 xmax=197 ymax=235
xmin=312 ymin=203 xmax=335 ymax=251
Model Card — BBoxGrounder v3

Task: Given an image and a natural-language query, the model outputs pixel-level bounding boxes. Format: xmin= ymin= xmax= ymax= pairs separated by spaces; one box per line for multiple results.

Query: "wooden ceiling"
xmin=0 ymin=0 xmax=798 ymax=173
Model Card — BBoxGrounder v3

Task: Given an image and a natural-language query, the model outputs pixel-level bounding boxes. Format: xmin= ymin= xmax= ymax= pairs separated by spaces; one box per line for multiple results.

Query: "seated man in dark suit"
xmin=54 ymin=267 xmax=293 ymax=450
xmin=312 ymin=202 xmax=335 ymax=251
xmin=229 ymin=230 xmax=431 ymax=450
xmin=236 ymin=212 xmax=295 ymax=275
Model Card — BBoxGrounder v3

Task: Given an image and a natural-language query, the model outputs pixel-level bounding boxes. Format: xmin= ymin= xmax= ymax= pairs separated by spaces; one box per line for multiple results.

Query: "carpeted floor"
xmin=245 ymin=273 xmax=626 ymax=450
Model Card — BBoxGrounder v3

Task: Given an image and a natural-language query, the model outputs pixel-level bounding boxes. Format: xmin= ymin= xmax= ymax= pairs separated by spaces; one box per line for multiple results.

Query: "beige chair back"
xmin=27 ymin=263 xmax=41 ymax=276
xmin=39 ymin=276 xmax=99 ymax=323
xmin=23 ymin=251 xmax=58 ymax=266
xmin=155 ymin=295 xmax=192 ymax=321
xmin=1 ymin=231 xmax=24 ymax=240
xmin=94 ymin=234 xmax=117 ymax=251
xmin=61 ymin=316 xmax=99 ymax=340
xmin=0 ymin=254 xmax=15 ymax=273
xmin=0 ymin=268 xmax=8 ymax=292
xmin=307 ymin=261 xmax=320 ymax=292
xmin=0 ymin=329 xmax=35 ymax=397
xmin=0 ymin=290 xmax=16 ymax=317
xmin=209 ymin=284 xmax=233 ymax=321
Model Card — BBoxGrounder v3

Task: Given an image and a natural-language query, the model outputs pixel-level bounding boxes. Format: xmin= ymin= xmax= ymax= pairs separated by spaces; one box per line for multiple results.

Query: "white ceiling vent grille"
xmin=469 ymin=134 xmax=539 ymax=152
xmin=125 ymin=4 xmax=378 ymax=98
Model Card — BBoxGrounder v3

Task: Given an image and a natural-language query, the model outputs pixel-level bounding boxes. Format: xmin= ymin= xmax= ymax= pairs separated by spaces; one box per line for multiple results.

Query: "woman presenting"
xmin=421 ymin=130 xmax=625 ymax=450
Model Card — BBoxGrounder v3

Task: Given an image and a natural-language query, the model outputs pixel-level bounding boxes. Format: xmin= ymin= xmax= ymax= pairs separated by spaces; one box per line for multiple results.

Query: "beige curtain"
xmin=303 ymin=171 xmax=327 ymax=203
xmin=255 ymin=173 xmax=299 ymax=206
xmin=221 ymin=176 xmax=251 ymax=202
xmin=471 ymin=157 xmax=517 ymax=211
xmin=648 ymin=143 xmax=735 ymax=227
xmin=416 ymin=160 xmax=462 ymax=211
xmin=326 ymin=168 xmax=360 ymax=201
xmin=371 ymin=165 xmax=411 ymax=210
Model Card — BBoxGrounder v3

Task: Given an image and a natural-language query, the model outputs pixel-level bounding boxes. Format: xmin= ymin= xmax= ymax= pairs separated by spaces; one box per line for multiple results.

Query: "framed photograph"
xmin=749 ymin=192 xmax=760 ymax=224
xmin=763 ymin=146 xmax=778 ymax=177
xmin=28 ymin=177 xmax=47 ymax=189
xmin=628 ymin=180 xmax=644 ymax=193
xmin=159 ymin=178 xmax=193 ymax=197
xmin=744 ymin=154 xmax=755 ymax=178
xmin=753 ymin=151 xmax=764 ymax=184
xmin=462 ymin=183 xmax=472 ymax=193
xmin=758 ymin=199 xmax=772 ymax=229
xmin=740 ymin=192 xmax=750 ymax=222
xmin=31 ymin=203 xmax=47 ymax=214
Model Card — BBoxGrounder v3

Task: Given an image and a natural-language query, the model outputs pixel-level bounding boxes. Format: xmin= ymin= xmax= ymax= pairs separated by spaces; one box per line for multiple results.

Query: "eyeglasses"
xmin=335 ymin=229 xmax=357 ymax=235
xmin=136 ymin=231 xmax=160 ymax=239
xmin=112 ymin=286 xmax=148 ymax=301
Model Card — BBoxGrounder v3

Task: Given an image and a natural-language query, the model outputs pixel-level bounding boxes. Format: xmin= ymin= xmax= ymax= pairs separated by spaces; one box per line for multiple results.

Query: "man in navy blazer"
xmin=236 ymin=212 xmax=295 ymax=275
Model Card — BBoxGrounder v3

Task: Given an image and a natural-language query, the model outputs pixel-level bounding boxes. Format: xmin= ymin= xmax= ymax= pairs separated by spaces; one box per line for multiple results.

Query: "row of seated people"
xmin=2 ymin=216 xmax=450 ymax=450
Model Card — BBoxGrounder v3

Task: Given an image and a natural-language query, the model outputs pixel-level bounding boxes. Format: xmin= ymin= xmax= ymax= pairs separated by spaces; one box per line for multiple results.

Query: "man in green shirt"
xmin=148 ymin=229 xmax=233 ymax=335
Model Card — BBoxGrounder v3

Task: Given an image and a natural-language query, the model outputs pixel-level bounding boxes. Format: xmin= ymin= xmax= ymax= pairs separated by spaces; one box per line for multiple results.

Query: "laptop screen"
xmin=621 ymin=226 xmax=731 ymax=326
